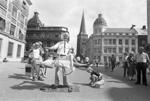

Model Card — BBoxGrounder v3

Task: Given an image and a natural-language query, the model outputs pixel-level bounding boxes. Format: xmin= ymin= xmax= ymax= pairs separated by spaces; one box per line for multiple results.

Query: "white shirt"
xmin=33 ymin=49 xmax=40 ymax=59
xmin=50 ymin=41 xmax=71 ymax=56
xmin=136 ymin=52 xmax=150 ymax=63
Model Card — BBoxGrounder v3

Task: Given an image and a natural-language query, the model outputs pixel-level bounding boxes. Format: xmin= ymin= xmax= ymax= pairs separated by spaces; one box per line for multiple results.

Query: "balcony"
xmin=0 ymin=0 xmax=7 ymax=9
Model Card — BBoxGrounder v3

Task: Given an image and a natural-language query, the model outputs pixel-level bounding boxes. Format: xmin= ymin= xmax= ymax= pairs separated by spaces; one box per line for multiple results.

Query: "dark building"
xmin=76 ymin=12 xmax=88 ymax=59
xmin=26 ymin=12 xmax=69 ymax=51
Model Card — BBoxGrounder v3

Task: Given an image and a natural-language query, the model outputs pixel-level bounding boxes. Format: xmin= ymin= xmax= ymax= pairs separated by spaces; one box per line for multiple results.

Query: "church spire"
xmin=79 ymin=11 xmax=86 ymax=34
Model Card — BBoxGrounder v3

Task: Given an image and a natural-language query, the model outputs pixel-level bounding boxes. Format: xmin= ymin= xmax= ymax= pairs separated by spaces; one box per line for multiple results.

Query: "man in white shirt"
xmin=47 ymin=32 xmax=72 ymax=86
xmin=135 ymin=47 xmax=150 ymax=86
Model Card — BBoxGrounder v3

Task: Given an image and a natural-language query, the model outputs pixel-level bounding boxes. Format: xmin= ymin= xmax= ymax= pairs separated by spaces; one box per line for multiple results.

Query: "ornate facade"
xmin=26 ymin=12 xmax=69 ymax=51
xmin=0 ymin=0 xmax=32 ymax=62
xmin=77 ymin=13 xmax=148 ymax=63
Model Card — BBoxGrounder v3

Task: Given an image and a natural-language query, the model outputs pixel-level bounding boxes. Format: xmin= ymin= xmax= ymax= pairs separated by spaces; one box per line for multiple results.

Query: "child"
xmin=87 ymin=67 xmax=104 ymax=88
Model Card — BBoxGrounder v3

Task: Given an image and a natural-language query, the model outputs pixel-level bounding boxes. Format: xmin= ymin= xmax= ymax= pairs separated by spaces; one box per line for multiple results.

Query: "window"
xmin=113 ymin=39 xmax=116 ymax=45
xmin=104 ymin=56 xmax=107 ymax=62
xmin=20 ymin=14 xmax=24 ymax=24
xmin=119 ymin=39 xmax=122 ymax=45
xmin=113 ymin=48 xmax=116 ymax=53
xmin=104 ymin=47 xmax=107 ymax=53
xmin=104 ymin=39 xmax=107 ymax=45
xmin=125 ymin=47 xmax=129 ymax=53
xmin=12 ymin=6 xmax=17 ymax=18
xmin=109 ymin=39 xmax=112 ymax=45
xmin=7 ymin=42 xmax=14 ymax=57
xmin=119 ymin=47 xmax=123 ymax=53
xmin=10 ymin=24 xmax=16 ymax=36
xmin=0 ymin=17 xmax=6 ymax=31
xmin=108 ymin=48 xmax=111 ymax=53
xmin=132 ymin=47 xmax=136 ymax=52
xmin=119 ymin=57 xmax=122 ymax=61
xmin=132 ymin=39 xmax=136 ymax=45
xmin=125 ymin=39 xmax=129 ymax=45
xmin=0 ymin=39 xmax=2 ymax=56
xmin=17 ymin=45 xmax=21 ymax=57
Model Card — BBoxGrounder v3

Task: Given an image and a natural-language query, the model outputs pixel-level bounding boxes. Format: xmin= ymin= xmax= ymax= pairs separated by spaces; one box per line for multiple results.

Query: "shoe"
xmin=143 ymin=83 xmax=148 ymax=86
xmin=135 ymin=82 xmax=140 ymax=85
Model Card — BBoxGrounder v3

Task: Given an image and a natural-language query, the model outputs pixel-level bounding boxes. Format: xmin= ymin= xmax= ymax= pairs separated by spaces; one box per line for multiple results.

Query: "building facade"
xmin=0 ymin=0 xmax=32 ymax=62
xmin=77 ymin=13 xmax=148 ymax=63
xmin=26 ymin=12 xmax=69 ymax=51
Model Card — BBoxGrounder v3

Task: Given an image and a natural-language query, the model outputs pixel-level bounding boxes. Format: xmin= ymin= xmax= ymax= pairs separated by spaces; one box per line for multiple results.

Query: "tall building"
xmin=26 ymin=12 xmax=69 ymax=51
xmin=76 ymin=12 xmax=88 ymax=59
xmin=0 ymin=0 xmax=32 ymax=62
xmin=78 ymin=13 xmax=148 ymax=63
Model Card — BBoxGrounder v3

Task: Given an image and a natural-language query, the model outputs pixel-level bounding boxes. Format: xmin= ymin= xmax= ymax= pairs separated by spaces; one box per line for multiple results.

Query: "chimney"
xmin=130 ymin=24 xmax=136 ymax=30
xmin=142 ymin=25 xmax=146 ymax=30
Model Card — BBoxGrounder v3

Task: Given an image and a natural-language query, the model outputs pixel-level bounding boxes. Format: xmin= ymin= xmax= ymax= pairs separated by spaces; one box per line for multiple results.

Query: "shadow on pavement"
xmin=98 ymin=67 xmax=150 ymax=101
xmin=10 ymin=81 xmax=49 ymax=90
xmin=8 ymin=73 xmax=31 ymax=80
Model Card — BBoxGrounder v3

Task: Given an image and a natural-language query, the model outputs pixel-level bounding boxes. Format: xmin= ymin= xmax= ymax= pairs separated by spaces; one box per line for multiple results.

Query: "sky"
xmin=28 ymin=0 xmax=147 ymax=50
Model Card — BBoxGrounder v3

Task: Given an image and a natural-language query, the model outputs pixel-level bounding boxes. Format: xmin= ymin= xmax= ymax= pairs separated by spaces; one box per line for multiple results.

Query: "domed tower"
xmin=91 ymin=13 xmax=107 ymax=63
xmin=93 ymin=13 xmax=107 ymax=34
xmin=27 ymin=12 xmax=43 ymax=29
xmin=77 ymin=12 xmax=88 ymax=59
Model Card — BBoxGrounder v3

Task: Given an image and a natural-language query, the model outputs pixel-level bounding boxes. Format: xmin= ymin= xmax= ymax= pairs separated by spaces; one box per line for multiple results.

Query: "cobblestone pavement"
xmin=0 ymin=62 xmax=150 ymax=101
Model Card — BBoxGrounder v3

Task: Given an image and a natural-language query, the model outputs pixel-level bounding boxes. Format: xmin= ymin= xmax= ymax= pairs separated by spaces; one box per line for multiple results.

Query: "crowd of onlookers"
xmin=103 ymin=47 xmax=150 ymax=86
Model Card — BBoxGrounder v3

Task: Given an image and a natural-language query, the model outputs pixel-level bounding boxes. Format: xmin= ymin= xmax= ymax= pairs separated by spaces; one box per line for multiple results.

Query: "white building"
xmin=85 ymin=14 xmax=148 ymax=63
xmin=0 ymin=0 xmax=32 ymax=62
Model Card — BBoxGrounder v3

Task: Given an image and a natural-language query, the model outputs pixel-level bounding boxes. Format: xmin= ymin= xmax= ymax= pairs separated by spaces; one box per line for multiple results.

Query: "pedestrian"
xmin=110 ymin=54 xmax=116 ymax=72
xmin=30 ymin=42 xmax=44 ymax=81
xmin=127 ymin=52 xmax=136 ymax=80
xmin=135 ymin=47 xmax=150 ymax=86
xmin=123 ymin=53 xmax=129 ymax=78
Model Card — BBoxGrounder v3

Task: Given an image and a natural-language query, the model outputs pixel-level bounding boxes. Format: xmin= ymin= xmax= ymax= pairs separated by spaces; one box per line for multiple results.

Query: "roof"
xmin=27 ymin=12 xmax=43 ymax=28
xmin=93 ymin=14 xmax=107 ymax=27
xmin=134 ymin=28 xmax=147 ymax=35
xmin=104 ymin=28 xmax=137 ymax=33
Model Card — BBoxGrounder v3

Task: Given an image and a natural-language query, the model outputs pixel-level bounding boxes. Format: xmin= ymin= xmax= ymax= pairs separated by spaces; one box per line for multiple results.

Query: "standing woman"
xmin=135 ymin=47 xmax=150 ymax=86
xmin=127 ymin=52 xmax=136 ymax=80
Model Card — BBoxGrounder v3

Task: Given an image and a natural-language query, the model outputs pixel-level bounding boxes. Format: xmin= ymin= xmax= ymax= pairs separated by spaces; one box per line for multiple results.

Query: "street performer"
xmin=42 ymin=32 xmax=73 ymax=87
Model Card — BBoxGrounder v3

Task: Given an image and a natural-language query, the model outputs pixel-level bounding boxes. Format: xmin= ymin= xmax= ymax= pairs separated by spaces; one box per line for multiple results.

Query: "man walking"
xmin=135 ymin=47 xmax=150 ymax=86
xmin=110 ymin=54 xmax=116 ymax=72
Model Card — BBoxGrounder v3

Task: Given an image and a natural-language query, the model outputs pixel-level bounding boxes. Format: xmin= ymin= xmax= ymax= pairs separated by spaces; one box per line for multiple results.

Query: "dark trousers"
xmin=123 ymin=62 xmax=128 ymax=77
xmin=136 ymin=62 xmax=147 ymax=84
xmin=111 ymin=62 xmax=115 ymax=71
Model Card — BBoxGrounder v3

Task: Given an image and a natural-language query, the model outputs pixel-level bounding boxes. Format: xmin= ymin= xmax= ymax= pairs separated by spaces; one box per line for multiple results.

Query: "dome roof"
xmin=27 ymin=12 xmax=43 ymax=28
xmin=93 ymin=14 xmax=107 ymax=27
